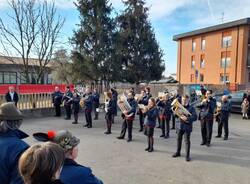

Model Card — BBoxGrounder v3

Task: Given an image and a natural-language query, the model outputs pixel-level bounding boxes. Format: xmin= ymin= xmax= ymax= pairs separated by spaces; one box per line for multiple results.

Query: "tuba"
xmin=171 ymin=99 xmax=191 ymax=118
xmin=117 ymin=94 xmax=133 ymax=117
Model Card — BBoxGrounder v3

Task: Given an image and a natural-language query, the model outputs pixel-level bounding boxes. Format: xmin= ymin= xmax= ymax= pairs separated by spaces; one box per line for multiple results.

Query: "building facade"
xmin=0 ymin=56 xmax=53 ymax=84
xmin=173 ymin=18 xmax=250 ymax=89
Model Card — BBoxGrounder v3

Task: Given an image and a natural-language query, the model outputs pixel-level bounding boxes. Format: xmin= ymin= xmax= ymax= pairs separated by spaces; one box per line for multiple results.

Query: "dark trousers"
xmin=200 ymin=118 xmax=213 ymax=144
xmin=93 ymin=104 xmax=99 ymax=119
xmin=139 ymin=112 xmax=145 ymax=131
xmin=218 ymin=116 xmax=229 ymax=138
xmin=120 ymin=119 xmax=133 ymax=140
xmin=161 ymin=118 xmax=170 ymax=137
xmin=172 ymin=114 xmax=175 ymax=129
xmin=85 ymin=110 xmax=92 ymax=127
xmin=176 ymin=129 xmax=191 ymax=158
xmin=74 ymin=111 xmax=78 ymax=123
xmin=65 ymin=105 xmax=71 ymax=119
xmin=55 ymin=105 xmax=61 ymax=116
xmin=105 ymin=114 xmax=112 ymax=133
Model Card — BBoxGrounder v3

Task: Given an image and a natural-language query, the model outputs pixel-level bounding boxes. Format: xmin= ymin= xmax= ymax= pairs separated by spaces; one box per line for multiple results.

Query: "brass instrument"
xmin=134 ymin=94 xmax=142 ymax=101
xmin=158 ymin=92 xmax=166 ymax=101
xmin=104 ymin=92 xmax=109 ymax=112
xmin=171 ymin=99 xmax=191 ymax=118
xmin=117 ymin=94 xmax=133 ymax=117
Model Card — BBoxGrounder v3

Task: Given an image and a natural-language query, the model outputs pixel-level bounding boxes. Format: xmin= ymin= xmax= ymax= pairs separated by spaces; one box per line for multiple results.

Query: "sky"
xmin=1 ymin=0 xmax=250 ymax=76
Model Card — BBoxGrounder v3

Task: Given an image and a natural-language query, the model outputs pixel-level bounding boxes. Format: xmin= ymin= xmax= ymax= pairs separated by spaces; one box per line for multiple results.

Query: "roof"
xmin=173 ymin=18 xmax=250 ymax=41
xmin=0 ymin=55 xmax=53 ymax=67
xmin=150 ymin=77 xmax=178 ymax=84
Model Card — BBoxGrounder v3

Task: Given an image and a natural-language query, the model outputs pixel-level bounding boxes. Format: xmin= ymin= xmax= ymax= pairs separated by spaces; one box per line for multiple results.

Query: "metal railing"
xmin=0 ymin=93 xmax=54 ymax=110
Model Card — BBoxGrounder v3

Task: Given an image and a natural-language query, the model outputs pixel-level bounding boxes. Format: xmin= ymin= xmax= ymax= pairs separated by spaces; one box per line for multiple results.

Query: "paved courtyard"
xmin=21 ymin=113 xmax=250 ymax=184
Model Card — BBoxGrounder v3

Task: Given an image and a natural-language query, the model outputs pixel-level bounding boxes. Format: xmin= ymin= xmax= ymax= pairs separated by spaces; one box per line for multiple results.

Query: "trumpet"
xmin=171 ymin=99 xmax=191 ymax=118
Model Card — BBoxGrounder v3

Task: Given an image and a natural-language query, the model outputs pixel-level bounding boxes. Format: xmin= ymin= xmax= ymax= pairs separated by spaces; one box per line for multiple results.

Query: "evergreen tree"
xmin=71 ymin=0 xmax=117 ymax=85
xmin=117 ymin=0 xmax=165 ymax=84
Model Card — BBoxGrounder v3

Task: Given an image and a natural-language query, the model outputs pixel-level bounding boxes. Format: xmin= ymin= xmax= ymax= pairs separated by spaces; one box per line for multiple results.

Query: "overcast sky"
xmin=0 ymin=0 xmax=250 ymax=76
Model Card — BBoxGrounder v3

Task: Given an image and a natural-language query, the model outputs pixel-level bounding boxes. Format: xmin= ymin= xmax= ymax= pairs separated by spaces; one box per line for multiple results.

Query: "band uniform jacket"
xmin=52 ymin=91 xmax=63 ymax=106
xmin=62 ymin=91 xmax=73 ymax=106
xmin=175 ymin=104 xmax=197 ymax=133
xmin=144 ymin=107 xmax=159 ymax=128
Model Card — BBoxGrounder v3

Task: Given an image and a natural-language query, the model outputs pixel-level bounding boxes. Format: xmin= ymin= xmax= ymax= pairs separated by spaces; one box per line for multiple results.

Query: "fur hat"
xmin=0 ymin=102 xmax=24 ymax=120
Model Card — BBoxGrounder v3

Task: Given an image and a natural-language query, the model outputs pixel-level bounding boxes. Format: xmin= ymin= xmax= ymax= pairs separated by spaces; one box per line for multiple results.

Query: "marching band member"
xmin=157 ymin=94 xmax=172 ymax=139
xmin=104 ymin=92 xmax=116 ymax=134
xmin=62 ymin=86 xmax=73 ymax=120
xmin=110 ymin=87 xmax=118 ymax=123
xmin=197 ymin=90 xmax=216 ymax=147
xmin=216 ymin=95 xmax=231 ymax=140
xmin=172 ymin=95 xmax=197 ymax=162
xmin=143 ymin=98 xmax=159 ymax=152
xmin=117 ymin=92 xmax=137 ymax=142
xmin=83 ymin=87 xmax=94 ymax=128
xmin=72 ymin=92 xmax=81 ymax=124
xmin=137 ymin=90 xmax=148 ymax=132
xmin=52 ymin=86 xmax=63 ymax=117
xmin=93 ymin=88 xmax=100 ymax=120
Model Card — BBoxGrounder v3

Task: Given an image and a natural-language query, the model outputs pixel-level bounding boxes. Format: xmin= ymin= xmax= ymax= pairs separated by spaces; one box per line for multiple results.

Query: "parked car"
xmin=228 ymin=90 xmax=247 ymax=113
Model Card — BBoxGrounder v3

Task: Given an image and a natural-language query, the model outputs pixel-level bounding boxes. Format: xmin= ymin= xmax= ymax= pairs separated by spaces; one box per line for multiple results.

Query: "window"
xmin=220 ymin=73 xmax=229 ymax=83
xmin=47 ymin=74 xmax=53 ymax=84
xmin=201 ymin=38 xmax=206 ymax=51
xmin=192 ymin=40 xmax=196 ymax=52
xmin=0 ymin=72 xmax=3 ymax=84
xmin=220 ymin=51 xmax=231 ymax=68
xmin=191 ymin=55 xmax=195 ymax=68
xmin=222 ymin=32 xmax=232 ymax=48
xmin=200 ymin=74 xmax=204 ymax=82
xmin=200 ymin=55 xmax=205 ymax=68
xmin=2 ymin=72 xmax=17 ymax=84
xmin=190 ymin=74 xmax=194 ymax=82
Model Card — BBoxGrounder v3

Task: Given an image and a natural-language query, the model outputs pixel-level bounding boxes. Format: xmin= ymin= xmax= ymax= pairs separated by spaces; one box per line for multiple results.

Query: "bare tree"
xmin=0 ymin=0 xmax=65 ymax=83
xmin=51 ymin=48 xmax=73 ymax=84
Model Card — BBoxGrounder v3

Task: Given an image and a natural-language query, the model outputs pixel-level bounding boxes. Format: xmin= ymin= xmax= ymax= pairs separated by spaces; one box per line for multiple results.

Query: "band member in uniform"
xmin=157 ymin=94 xmax=172 ymax=138
xmin=143 ymin=98 xmax=159 ymax=152
xmin=137 ymin=90 xmax=148 ymax=132
xmin=111 ymin=87 xmax=118 ymax=123
xmin=117 ymin=92 xmax=137 ymax=142
xmin=197 ymin=90 xmax=216 ymax=147
xmin=172 ymin=95 xmax=197 ymax=162
xmin=104 ymin=92 xmax=116 ymax=134
xmin=83 ymin=87 xmax=93 ymax=128
xmin=72 ymin=92 xmax=81 ymax=124
xmin=52 ymin=86 xmax=63 ymax=117
xmin=62 ymin=86 xmax=73 ymax=120
xmin=93 ymin=88 xmax=100 ymax=120
xmin=5 ymin=86 xmax=19 ymax=106
xmin=215 ymin=95 xmax=231 ymax=140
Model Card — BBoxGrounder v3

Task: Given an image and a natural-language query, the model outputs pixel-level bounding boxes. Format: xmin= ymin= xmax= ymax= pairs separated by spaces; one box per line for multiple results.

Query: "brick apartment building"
xmin=173 ymin=18 xmax=250 ymax=89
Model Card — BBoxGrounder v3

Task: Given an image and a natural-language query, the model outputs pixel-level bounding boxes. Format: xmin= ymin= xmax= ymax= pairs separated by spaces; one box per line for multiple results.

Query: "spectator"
xmin=190 ymin=89 xmax=197 ymax=104
xmin=19 ymin=142 xmax=65 ymax=184
xmin=52 ymin=86 xmax=63 ymax=117
xmin=0 ymin=102 xmax=29 ymax=184
xmin=241 ymin=98 xmax=249 ymax=119
xmin=33 ymin=130 xmax=103 ymax=184
xmin=5 ymin=86 xmax=19 ymax=106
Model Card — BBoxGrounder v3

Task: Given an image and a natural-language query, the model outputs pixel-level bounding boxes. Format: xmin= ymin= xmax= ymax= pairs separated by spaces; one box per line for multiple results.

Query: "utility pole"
xmin=223 ymin=40 xmax=229 ymax=86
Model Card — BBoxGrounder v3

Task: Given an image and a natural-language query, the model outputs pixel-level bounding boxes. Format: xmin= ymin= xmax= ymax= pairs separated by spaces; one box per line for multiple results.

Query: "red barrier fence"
xmin=0 ymin=84 xmax=74 ymax=94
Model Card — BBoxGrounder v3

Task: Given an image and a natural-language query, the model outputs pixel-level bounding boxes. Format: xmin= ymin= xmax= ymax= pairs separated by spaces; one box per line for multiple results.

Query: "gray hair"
xmin=0 ymin=120 xmax=22 ymax=133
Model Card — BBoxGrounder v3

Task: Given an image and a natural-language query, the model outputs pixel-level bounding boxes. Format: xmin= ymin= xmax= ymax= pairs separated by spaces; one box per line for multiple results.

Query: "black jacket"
xmin=5 ymin=92 xmax=19 ymax=105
